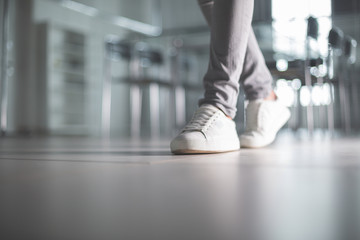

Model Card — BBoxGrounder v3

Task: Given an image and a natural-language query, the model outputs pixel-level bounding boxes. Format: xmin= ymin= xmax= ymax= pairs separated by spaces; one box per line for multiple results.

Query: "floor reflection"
xmin=0 ymin=136 xmax=359 ymax=240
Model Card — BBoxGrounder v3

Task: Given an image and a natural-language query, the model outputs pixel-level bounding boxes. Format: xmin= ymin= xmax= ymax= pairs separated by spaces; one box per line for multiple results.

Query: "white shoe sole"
xmin=171 ymin=148 xmax=239 ymax=154
xmin=171 ymin=138 xmax=240 ymax=154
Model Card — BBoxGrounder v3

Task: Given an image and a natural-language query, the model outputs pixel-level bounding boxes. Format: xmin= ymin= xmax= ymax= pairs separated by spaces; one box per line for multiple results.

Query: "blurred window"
xmin=272 ymin=0 xmax=332 ymax=57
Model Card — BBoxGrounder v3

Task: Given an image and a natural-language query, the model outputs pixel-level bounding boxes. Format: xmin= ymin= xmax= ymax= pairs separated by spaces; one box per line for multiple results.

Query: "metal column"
xmin=0 ymin=0 xmax=9 ymax=135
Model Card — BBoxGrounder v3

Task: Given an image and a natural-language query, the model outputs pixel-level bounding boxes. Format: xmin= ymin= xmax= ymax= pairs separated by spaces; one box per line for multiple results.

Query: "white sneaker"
xmin=170 ymin=104 xmax=240 ymax=154
xmin=240 ymin=99 xmax=291 ymax=148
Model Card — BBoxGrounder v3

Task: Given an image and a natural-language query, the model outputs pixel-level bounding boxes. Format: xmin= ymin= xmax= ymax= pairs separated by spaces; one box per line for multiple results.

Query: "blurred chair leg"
xmin=101 ymin=57 xmax=112 ymax=138
xmin=0 ymin=0 xmax=9 ymax=135
xmin=316 ymin=60 xmax=326 ymax=131
xmin=149 ymin=83 xmax=160 ymax=138
xmin=327 ymin=84 xmax=335 ymax=134
xmin=175 ymin=86 xmax=186 ymax=129
xmin=339 ymin=79 xmax=351 ymax=134
xmin=351 ymin=80 xmax=359 ymax=130
xmin=130 ymin=85 xmax=142 ymax=139
xmin=304 ymin=58 xmax=314 ymax=134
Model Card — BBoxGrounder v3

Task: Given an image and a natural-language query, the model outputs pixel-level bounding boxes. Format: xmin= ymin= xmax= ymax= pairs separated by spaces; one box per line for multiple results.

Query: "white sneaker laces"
xmin=183 ymin=106 xmax=219 ymax=132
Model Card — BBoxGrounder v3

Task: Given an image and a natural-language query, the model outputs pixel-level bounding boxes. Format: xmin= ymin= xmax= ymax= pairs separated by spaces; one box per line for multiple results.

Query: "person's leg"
xmin=170 ymin=0 xmax=290 ymax=153
xmin=196 ymin=0 xmax=290 ymax=149
xmin=197 ymin=0 xmax=213 ymax=26
xmin=240 ymin=30 xmax=273 ymax=101
xmin=171 ymin=0 xmax=251 ymax=154
xmin=197 ymin=0 xmax=273 ymax=106
xmin=197 ymin=0 xmax=254 ymax=119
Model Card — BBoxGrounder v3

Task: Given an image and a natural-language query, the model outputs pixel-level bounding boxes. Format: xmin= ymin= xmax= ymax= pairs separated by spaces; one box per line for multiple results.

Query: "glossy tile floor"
xmin=0 ymin=132 xmax=359 ymax=240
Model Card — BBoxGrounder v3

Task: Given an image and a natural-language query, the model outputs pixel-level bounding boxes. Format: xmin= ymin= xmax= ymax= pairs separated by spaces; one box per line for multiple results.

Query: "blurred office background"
xmin=0 ymin=0 xmax=359 ymax=139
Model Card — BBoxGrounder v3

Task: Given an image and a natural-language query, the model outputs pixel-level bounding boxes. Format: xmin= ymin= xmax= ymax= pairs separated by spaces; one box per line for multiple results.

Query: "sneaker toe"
xmin=170 ymin=131 xmax=206 ymax=152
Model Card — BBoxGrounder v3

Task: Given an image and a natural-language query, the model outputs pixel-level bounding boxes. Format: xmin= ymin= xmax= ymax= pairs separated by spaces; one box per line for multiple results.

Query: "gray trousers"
xmin=197 ymin=0 xmax=273 ymax=118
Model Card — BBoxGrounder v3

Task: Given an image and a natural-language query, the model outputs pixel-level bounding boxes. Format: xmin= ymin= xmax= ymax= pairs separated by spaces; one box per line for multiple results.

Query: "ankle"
xmin=264 ymin=90 xmax=277 ymax=101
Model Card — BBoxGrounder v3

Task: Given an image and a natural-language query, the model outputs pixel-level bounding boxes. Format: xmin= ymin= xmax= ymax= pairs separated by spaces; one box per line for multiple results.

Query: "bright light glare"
xmin=322 ymin=83 xmax=332 ymax=105
xmin=272 ymin=0 xmax=331 ymax=20
xmin=291 ymin=79 xmax=302 ymax=90
xmin=311 ymin=85 xmax=322 ymax=106
xmin=299 ymin=84 xmax=332 ymax=107
xmin=311 ymin=84 xmax=333 ymax=106
xmin=300 ymin=86 xmax=311 ymax=106
xmin=318 ymin=64 xmax=327 ymax=77
xmin=111 ymin=16 xmax=162 ymax=36
xmin=309 ymin=64 xmax=327 ymax=78
xmin=276 ymin=79 xmax=288 ymax=88
xmin=60 ymin=0 xmax=162 ymax=37
xmin=61 ymin=0 xmax=99 ymax=17
xmin=276 ymin=80 xmax=295 ymax=107
xmin=272 ymin=0 xmax=332 ymax=57
xmin=276 ymin=59 xmax=288 ymax=72
xmin=310 ymin=66 xmax=319 ymax=77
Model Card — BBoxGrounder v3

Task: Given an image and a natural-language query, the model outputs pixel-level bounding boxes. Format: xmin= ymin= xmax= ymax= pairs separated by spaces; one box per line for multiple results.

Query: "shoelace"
xmin=183 ymin=106 xmax=218 ymax=132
